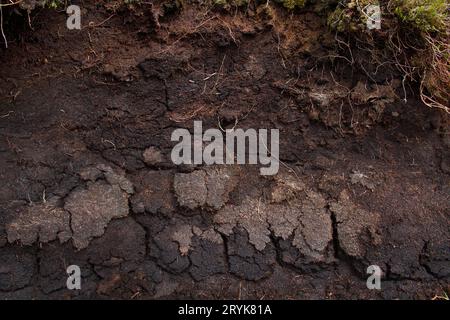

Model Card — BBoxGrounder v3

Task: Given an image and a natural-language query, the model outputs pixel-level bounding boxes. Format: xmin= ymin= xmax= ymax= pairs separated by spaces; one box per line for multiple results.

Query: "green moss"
xmin=213 ymin=0 xmax=249 ymax=6
xmin=280 ymin=0 xmax=307 ymax=10
xmin=327 ymin=0 xmax=448 ymax=34
xmin=45 ymin=1 xmax=64 ymax=9
xmin=18 ymin=0 xmax=65 ymax=11
xmin=393 ymin=0 xmax=448 ymax=32
xmin=214 ymin=0 xmax=229 ymax=5
xmin=214 ymin=0 xmax=307 ymax=10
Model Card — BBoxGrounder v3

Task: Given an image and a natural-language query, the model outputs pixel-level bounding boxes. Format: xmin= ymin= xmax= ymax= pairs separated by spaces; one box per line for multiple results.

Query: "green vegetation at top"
xmin=277 ymin=0 xmax=307 ymax=10
xmin=392 ymin=0 xmax=448 ymax=32
xmin=326 ymin=0 xmax=449 ymax=34
xmin=3 ymin=0 xmax=448 ymax=112
xmin=213 ymin=0 xmax=307 ymax=9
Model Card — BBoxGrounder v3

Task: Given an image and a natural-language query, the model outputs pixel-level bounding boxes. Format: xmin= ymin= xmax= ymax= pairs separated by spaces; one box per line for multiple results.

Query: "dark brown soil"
xmin=0 ymin=1 xmax=448 ymax=300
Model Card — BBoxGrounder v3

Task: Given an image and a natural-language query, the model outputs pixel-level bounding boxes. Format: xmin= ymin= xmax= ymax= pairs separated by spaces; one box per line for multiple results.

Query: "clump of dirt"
xmin=330 ymin=190 xmax=381 ymax=258
xmin=131 ymin=170 xmax=176 ymax=215
xmin=189 ymin=227 xmax=226 ymax=281
xmin=7 ymin=197 xmax=71 ymax=246
xmin=174 ymin=166 xmax=238 ymax=210
xmin=215 ymin=187 xmax=334 ymax=261
xmin=6 ymin=163 xmax=134 ymax=250
xmin=65 ymin=181 xmax=130 ymax=249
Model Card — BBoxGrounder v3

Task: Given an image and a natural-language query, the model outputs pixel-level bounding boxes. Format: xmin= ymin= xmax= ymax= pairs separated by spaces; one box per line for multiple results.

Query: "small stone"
xmin=79 ymin=167 xmax=102 ymax=181
xmin=350 ymin=171 xmax=375 ymax=191
xmin=143 ymin=146 xmax=164 ymax=165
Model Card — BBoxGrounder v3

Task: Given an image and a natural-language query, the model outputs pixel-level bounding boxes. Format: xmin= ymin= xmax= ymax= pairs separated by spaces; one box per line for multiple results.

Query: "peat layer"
xmin=0 ymin=1 xmax=448 ymax=299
